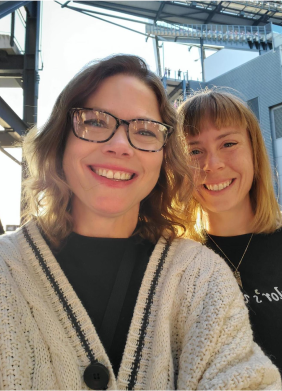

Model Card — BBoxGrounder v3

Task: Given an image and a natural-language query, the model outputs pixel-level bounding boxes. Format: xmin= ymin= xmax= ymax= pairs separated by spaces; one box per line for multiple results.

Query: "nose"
xmin=202 ymin=151 xmax=225 ymax=172
xmin=100 ymin=124 xmax=134 ymax=158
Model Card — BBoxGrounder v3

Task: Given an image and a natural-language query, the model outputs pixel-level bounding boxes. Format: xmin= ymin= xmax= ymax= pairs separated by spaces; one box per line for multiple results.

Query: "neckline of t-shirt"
xmin=206 ymin=232 xmax=254 ymax=247
xmin=68 ymin=232 xmax=146 ymax=244
xmin=207 ymin=232 xmax=253 ymax=240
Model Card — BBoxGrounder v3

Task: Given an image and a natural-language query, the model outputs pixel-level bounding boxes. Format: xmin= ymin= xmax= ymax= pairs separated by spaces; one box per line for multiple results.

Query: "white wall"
xmin=204 ymin=49 xmax=259 ymax=82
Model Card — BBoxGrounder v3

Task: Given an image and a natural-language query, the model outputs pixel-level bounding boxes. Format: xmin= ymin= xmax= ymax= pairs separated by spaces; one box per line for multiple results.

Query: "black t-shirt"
xmin=206 ymin=229 xmax=282 ymax=372
xmin=53 ymin=233 xmax=155 ymax=376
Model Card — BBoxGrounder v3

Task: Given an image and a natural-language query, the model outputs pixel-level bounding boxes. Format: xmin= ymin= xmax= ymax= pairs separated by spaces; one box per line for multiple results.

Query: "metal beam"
xmin=74 ymin=1 xmax=158 ymax=21
xmin=22 ymin=1 xmax=40 ymax=127
xmin=153 ymin=36 xmax=162 ymax=77
xmin=253 ymin=11 xmax=271 ymax=26
xmin=154 ymin=2 xmax=166 ymax=23
xmin=0 ymin=96 xmax=27 ymax=136
xmin=58 ymin=3 xmax=150 ymax=39
xmin=73 ymin=1 xmax=279 ymax=26
xmin=10 ymin=11 xmax=15 ymax=47
xmin=204 ymin=1 xmax=223 ymax=24
xmin=56 ymin=2 xmax=150 ymax=26
xmin=168 ymin=82 xmax=183 ymax=99
xmin=61 ymin=1 xmax=70 ymax=7
xmin=0 ymin=1 xmax=29 ymax=19
xmin=0 ymin=50 xmax=24 ymax=72
xmin=200 ymin=38 xmax=205 ymax=83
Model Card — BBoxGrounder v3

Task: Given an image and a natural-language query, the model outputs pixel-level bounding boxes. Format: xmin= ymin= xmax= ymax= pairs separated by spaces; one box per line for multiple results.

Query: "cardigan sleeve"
xmin=176 ymin=245 xmax=281 ymax=390
xmin=0 ymin=241 xmax=62 ymax=390
xmin=0 ymin=236 xmax=71 ymax=390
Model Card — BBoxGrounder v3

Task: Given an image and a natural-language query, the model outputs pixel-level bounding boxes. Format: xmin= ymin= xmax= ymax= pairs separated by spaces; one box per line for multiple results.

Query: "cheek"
xmin=240 ymin=154 xmax=254 ymax=180
xmin=191 ymin=165 xmax=204 ymax=186
xmin=143 ymin=153 xmax=163 ymax=191
xmin=62 ymin=135 xmax=86 ymax=188
xmin=143 ymin=151 xmax=163 ymax=174
xmin=63 ymin=141 xmax=77 ymax=181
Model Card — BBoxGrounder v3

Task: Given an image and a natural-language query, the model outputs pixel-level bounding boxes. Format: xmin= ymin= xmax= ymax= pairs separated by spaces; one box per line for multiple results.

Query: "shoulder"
xmin=0 ymin=228 xmax=22 ymax=263
xmin=0 ymin=220 xmax=46 ymax=275
xmin=161 ymin=237 xmax=237 ymax=292
xmin=255 ymin=227 xmax=282 ymax=246
xmin=170 ymin=236 xmax=230 ymax=272
xmin=163 ymin=239 xmax=249 ymax=346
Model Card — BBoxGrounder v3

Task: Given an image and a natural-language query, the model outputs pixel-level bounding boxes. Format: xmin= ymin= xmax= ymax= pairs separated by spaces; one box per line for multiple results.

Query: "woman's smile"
xmin=87 ymin=164 xmax=138 ymax=188
xmin=89 ymin=163 xmax=137 ymax=180
xmin=201 ymin=179 xmax=234 ymax=192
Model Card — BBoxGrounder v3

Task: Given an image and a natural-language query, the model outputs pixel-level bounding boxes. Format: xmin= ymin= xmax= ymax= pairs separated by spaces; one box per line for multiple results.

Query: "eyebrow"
xmin=187 ymin=131 xmax=242 ymax=146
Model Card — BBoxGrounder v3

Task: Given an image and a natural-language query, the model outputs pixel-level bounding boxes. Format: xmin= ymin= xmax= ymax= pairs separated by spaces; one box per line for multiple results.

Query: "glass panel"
xmin=274 ymin=106 xmax=282 ymax=139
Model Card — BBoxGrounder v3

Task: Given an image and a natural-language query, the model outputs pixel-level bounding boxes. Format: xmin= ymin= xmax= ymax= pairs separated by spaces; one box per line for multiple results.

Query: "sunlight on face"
xmin=186 ymin=122 xmax=254 ymax=217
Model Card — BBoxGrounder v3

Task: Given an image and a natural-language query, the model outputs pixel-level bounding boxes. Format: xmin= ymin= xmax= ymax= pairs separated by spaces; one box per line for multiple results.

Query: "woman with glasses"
xmin=0 ymin=55 xmax=280 ymax=390
xmin=178 ymin=89 xmax=282 ymax=374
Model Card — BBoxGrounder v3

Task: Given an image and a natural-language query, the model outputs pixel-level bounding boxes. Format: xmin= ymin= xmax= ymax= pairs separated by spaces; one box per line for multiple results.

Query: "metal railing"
xmin=175 ymin=0 xmax=282 ymax=12
xmin=146 ymin=22 xmax=272 ymax=43
xmin=0 ymin=8 xmax=26 ymax=53
xmin=163 ymin=69 xmax=189 ymax=80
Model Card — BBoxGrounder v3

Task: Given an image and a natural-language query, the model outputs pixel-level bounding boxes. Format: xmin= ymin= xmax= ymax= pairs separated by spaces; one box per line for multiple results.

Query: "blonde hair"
xmin=178 ymin=89 xmax=282 ymax=242
xmin=23 ymin=54 xmax=194 ymax=248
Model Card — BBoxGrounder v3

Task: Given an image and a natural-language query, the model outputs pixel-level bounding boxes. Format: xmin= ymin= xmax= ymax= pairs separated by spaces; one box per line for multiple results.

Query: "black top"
xmin=206 ymin=229 xmax=282 ymax=372
xmin=53 ymin=233 xmax=155 ymax=376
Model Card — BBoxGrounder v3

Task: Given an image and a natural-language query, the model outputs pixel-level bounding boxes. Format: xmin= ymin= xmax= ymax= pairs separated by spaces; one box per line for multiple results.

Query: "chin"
xmin=205 ymin=202 xmax=236 ymax=214
xmin=93 ymin=199 xmax=137 ymax=217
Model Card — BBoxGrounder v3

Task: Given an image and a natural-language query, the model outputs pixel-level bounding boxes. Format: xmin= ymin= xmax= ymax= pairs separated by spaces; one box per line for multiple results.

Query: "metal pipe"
xmin=10 ymin=12 xmax=15 ymax=47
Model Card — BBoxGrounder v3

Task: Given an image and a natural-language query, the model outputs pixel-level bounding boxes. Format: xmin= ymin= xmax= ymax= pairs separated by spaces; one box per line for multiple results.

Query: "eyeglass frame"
xmin=69 ymin=108 xmax=174 ymax=152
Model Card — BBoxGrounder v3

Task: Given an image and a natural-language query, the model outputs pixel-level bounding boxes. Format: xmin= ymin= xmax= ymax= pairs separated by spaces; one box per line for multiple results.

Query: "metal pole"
xmin=10 ymin=12 xmax=15 ymax=47
xmin=21 ymin=1 xmax=40 ymax=222
xmin=23 ymin=1 xmax=40 ymax=126
xmin=153 ymin=36 xmax=162 ymax=77
xmin=200 ymin=38 xmax=205 ymax=82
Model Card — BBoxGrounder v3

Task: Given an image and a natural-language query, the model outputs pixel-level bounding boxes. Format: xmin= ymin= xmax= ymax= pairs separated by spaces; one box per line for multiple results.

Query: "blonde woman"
xmin=179 ymin=89 xmax=282 ymax=373
xmin=0 ymin=57 xmax=280 ymax=390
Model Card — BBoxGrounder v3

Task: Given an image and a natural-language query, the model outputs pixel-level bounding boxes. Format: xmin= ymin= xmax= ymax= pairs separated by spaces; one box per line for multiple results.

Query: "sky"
xmin=0 ymin=1 xmax=203 ymax=229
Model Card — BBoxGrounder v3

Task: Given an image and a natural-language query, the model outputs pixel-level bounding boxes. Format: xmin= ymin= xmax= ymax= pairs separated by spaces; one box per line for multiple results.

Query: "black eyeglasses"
xmin=69 ymin=108 xmax=174 ymax=152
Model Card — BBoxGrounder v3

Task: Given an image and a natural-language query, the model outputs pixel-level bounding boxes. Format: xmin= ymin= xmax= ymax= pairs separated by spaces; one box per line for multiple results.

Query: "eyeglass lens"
xmin=73 ymin=110 xmax=168 ymax=151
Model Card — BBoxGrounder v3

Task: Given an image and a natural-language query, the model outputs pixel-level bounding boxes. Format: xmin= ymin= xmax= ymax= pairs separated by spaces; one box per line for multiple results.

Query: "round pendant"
xmin=84 ymin=362 xmax=110 ymax=390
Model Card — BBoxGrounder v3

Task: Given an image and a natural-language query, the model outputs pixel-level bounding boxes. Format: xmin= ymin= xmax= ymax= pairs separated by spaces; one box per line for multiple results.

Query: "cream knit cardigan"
xmin=0 ymin=221 xmax=280 ymax=390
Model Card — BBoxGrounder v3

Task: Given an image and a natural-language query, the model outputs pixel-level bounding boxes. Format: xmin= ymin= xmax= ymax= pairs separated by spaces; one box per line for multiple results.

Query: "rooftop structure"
xmin=71 ymin=1 xmax=282 ymax=26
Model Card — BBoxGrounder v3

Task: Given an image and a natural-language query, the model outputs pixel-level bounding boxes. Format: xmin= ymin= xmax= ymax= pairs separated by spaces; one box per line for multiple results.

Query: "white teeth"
xmin=92 ymin=167 xmax=133 ymax=181
xmin=106 ymin=170 xmax=114 ymax=179
xmin=205 ymin=180 xmax=232 ymax=191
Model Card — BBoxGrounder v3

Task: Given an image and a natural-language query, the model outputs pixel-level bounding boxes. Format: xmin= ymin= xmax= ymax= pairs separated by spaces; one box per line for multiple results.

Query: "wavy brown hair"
xmin=23 ymin=54 xmax=194 ymax=248
xmin=178 ymin=89 xmax=282 ymax=242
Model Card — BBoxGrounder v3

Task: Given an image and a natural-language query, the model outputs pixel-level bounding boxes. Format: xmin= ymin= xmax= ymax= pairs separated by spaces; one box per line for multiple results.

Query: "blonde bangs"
xmin=179 ymin=89 xmax=248 ymax=135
